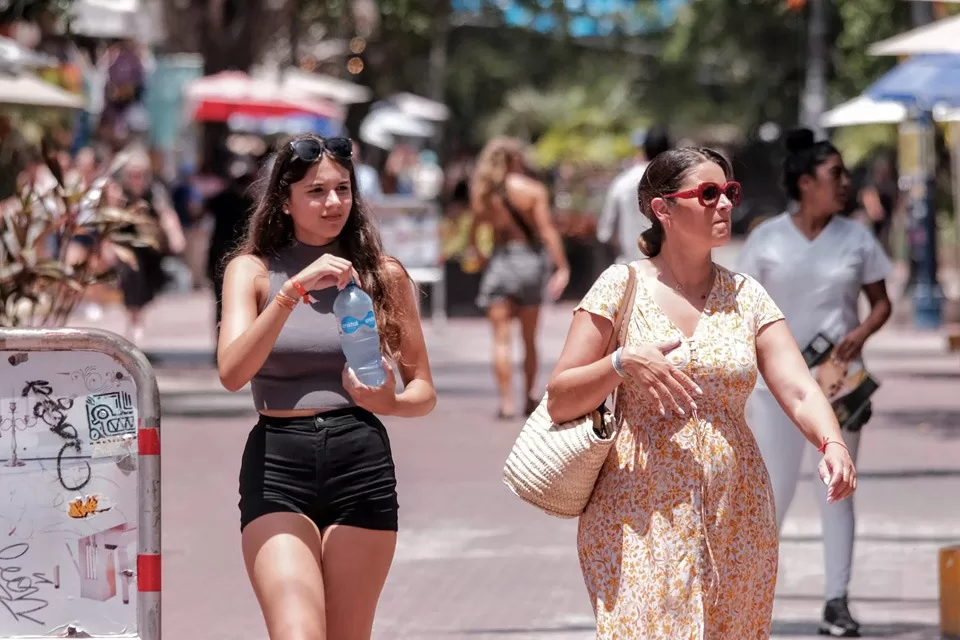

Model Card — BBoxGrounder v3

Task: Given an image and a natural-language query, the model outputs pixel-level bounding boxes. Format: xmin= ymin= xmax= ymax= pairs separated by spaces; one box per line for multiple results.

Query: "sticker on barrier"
xmin=0 ymin=328 xmax=160 ymax=640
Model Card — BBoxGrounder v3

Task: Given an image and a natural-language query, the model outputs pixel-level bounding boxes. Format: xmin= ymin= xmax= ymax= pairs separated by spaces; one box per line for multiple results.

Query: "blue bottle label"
xmin=340 ymin=316 xmax=360 ymax=334
xmin=340 ymin=311 xmax=377 ymax=334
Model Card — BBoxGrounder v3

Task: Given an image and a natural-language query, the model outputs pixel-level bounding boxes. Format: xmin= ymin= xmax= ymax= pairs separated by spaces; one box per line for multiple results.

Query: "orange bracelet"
xmin=290 ymin=277 xmax=309 ymax=303
xmin=818 ymin=437 xmax=849 ymax=455
xmin=274 ymin=291 xmax=298 ymax=311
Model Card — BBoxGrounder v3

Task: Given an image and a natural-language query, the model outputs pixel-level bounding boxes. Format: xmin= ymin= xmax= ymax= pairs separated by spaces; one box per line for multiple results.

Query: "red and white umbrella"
xmin=185 ymin=71 xmax=344 ymax=122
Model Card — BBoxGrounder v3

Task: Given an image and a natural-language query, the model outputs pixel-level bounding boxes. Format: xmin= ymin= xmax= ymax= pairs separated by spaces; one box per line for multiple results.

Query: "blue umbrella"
xmin=864 ymin=54 xmax=960 ymax=110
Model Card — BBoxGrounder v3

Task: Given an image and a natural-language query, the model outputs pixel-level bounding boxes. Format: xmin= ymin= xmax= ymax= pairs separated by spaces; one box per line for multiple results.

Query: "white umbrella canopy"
xmin=869 ymin=13 xmax=960 ymax=56
xmin=821 ymin=95 xmax=960 ymax=127
xmin=184 ymin=70 xmax=344 ymax=121
xmin=821 ymin=96 xmax=908 ymax=127
xmin=0 ymin=37 xmax=58 ymax=70
xmin=388 ymin=92 xmax=450 ymax=122
xmin=0 ymin=71 xmax=85 ymax=109
xmin=359 ymin=105 xmax=435 ymax=150
xmin=261 ymin=67 xmax=372 ymax=106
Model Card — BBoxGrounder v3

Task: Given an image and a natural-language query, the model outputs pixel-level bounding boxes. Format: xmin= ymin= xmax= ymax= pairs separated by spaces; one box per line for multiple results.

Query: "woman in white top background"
xmin=736 ymin=128 xmax=893 ymax=638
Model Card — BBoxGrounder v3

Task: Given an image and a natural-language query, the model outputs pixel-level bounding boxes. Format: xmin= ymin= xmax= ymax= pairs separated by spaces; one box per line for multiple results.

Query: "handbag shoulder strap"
xmin=605 ymin=263 xmax=638 ymax=354
xmin=608 ymin=263 xmax=639 ymax=418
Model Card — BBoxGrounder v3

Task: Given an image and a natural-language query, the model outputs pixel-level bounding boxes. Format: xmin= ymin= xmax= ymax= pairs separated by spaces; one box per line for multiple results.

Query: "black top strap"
xmin=496 ymin=183 xmax=540 ymax=247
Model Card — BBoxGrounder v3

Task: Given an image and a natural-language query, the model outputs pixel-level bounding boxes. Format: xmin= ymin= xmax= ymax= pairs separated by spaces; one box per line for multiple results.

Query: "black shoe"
xmin=818 ymin=597 xmax=861 ymax=637
xmin=524 ymin=397 xmax=539 ymax=416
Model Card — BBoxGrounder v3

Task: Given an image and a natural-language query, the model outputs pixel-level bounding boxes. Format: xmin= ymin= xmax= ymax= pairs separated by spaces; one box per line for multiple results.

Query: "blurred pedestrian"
xmin=204 ymin=159 xmax=257 ymax=338
xmin=352 ymin=140 xmax=382 ymax=200
xmin=859 ymin=154 xmax=901 ymax=257
xmin=596 ymin=125 xmax=671 ymax=264
xmin=112 ymin=149 xmax=186 ymax=344
xmin=469 ymin=136 xmax=570 ymax=418
xmin=737 ymin=128 xmax=892 ymax=638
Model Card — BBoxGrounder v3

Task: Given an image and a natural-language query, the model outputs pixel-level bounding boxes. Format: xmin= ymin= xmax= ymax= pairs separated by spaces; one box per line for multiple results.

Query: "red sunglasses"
xmin=663 ymin=181 xmax=742 ymax=207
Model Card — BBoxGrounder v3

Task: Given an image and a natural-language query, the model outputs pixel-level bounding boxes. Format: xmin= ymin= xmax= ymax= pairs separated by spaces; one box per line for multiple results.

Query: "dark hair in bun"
xmin=784 ymin=128 xmax=815 ymax=154
xmin=782 ymin=127 xmax=840 ymax=201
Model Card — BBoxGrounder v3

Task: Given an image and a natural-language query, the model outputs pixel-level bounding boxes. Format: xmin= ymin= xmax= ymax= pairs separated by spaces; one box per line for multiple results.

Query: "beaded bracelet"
xmin=818 ymin=437 xmax=849 ymax=455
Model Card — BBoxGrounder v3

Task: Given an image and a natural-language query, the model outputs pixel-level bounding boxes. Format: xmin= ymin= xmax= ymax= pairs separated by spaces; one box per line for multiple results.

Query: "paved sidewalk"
xmin=153 ymin=342 xmax=959 ymax=640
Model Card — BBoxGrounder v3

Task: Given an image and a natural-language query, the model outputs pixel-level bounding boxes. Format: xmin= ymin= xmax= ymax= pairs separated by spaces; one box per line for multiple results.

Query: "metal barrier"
xmin=0 ymin=328 xmax=160 ymax=640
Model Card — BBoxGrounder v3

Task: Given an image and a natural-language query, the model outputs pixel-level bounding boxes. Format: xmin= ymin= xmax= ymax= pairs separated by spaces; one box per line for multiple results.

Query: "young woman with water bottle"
xmin=217 ymin=134 xmax=437 ymax=640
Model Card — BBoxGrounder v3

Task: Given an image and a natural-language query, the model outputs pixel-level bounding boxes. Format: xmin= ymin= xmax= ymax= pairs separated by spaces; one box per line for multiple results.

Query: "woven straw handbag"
xmin=502 ymin=264 xmax=638 ymax=518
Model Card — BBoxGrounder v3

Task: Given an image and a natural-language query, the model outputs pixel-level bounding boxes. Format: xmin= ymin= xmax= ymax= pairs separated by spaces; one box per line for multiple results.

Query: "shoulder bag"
xmin=502 ymin=263 xmax=638 ymax=518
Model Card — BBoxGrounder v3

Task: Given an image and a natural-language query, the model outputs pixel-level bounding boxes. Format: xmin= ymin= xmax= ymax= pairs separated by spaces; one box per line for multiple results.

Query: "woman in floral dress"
xmin=546 ymin=147 xmax=857 ymax=639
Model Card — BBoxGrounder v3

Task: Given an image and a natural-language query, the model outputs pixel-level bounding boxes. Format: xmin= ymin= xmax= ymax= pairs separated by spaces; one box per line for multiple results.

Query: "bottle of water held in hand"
xmin=333 ymin=280 xmax=387 ymax=387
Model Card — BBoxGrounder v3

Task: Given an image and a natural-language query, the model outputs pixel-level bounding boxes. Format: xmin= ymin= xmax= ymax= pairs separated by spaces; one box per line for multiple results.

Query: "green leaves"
xmin=485 ymin=75 xmax=646 ymax=165
xmin=0 ymin=148 xmax=162 ymax=328
xmin=648 ymin=0 xmax=909 ymax=135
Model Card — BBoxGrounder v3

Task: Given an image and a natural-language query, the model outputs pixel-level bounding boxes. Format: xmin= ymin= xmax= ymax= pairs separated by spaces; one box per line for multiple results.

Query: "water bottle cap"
xmin=347 ymin=279 xmax=356 ymax=287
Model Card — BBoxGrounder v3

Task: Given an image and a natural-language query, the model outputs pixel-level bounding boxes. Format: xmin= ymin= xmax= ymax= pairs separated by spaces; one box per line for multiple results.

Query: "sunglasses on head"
xmin=663 ymin=181 xmax=742 ymax=207
xmin=289 ymin=137 xmax=353 ymax=164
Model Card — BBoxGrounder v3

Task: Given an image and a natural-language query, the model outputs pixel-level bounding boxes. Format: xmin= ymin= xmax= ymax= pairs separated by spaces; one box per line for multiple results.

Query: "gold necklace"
xmin=660 ymin=260 xmax=715 ymax=301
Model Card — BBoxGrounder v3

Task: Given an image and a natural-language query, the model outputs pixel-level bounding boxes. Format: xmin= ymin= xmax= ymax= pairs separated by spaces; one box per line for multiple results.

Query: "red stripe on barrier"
xmin=138 ymin=554 xmax=161 ymax=592
xmin=138 ymin=428 xmax=160 ymax=456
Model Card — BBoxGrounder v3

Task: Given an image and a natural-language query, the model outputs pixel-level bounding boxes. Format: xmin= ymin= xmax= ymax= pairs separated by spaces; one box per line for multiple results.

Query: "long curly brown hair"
xmin=235 ymin=133 xmax=408 ymax=361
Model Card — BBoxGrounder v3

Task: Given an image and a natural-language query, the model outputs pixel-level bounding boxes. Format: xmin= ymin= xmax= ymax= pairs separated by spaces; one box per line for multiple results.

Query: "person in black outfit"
xmin=205 ymin=164 xmax=258 ymax=337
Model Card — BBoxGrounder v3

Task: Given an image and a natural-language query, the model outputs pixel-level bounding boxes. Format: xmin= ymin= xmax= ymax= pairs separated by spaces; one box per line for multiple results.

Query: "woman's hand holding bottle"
xmin=282 ymin=255 xmax=360 ymax=302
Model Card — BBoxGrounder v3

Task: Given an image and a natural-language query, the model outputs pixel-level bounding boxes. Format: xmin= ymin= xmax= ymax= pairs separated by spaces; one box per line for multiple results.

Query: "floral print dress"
xmin=576 ymin=263 xmax=785 ymax=639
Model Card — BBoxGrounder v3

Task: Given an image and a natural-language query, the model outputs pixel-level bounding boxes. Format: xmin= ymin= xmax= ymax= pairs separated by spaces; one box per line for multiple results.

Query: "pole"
xmin=908 ymin=108 xmax=944 ymax=329
xmin=426 ymin=4 xmax=450 ymax=153
xmin=800 ymin=0 xmax=827 ymax=137
xmin=911 ymin=0 xmax=935 ymax=28
xmin=289 ymin=0 xmax=301 ymax=69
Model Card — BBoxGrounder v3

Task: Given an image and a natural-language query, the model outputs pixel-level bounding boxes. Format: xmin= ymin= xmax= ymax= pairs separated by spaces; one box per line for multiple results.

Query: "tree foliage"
xmin=0 ymin=141 xmax=162 ymax=327
xmin=634 ymin=0 xmax=915 ymax=139
xmin=832 ymin=0 xmax=908 ymax=100
xmin=485 ymin=75 xmax=646 ymax=165
xmin=8 ymin=0 xmax=934 ymax=164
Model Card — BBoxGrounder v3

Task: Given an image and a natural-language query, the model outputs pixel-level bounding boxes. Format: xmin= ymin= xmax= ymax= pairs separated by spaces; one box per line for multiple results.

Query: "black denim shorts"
xmin=238 ymin=407 xmax=399 ymax=533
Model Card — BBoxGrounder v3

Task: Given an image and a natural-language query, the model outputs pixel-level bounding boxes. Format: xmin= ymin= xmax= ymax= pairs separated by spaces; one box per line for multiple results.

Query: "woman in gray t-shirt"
xmin=217 ymin=134 xmax=437 ymax=640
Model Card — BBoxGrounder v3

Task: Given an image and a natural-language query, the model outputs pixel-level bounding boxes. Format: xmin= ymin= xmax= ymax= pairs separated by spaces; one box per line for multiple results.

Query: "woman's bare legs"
xmin=321 ymin=525 xmax=396 ymax=640
xmin=242 ymin=513 xmax=326 ymax=639
xmin=243 ymin=515 xmax=396 ymax=640
xmin=487 ymin=299 xmax=516 ymax=417
xmin=516 ymin=304 xmax=541 ymax=414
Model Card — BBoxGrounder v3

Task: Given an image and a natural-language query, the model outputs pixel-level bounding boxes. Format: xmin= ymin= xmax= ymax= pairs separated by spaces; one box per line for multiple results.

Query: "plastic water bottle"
xmin=333 ymin=280 xmax=387 ymax=387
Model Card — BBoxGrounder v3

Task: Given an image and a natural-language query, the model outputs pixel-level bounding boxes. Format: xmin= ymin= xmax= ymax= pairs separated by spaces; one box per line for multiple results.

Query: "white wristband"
xmin=611 ymin=347 xmax=625 ymax=377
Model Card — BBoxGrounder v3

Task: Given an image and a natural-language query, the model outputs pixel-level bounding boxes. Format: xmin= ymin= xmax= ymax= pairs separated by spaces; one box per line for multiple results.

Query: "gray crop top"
xmin=251 ymin=240 xmax=356 ymax=412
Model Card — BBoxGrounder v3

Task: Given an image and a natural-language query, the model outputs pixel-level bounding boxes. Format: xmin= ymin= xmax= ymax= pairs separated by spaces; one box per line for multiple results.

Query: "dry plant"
xmin=0 ymin=141 xmax=162 ymax=327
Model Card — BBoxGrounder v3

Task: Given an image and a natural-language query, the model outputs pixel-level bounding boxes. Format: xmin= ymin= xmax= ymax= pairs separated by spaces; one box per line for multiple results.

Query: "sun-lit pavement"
xmin=64 ymin=243 xmax=960 ymax=639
